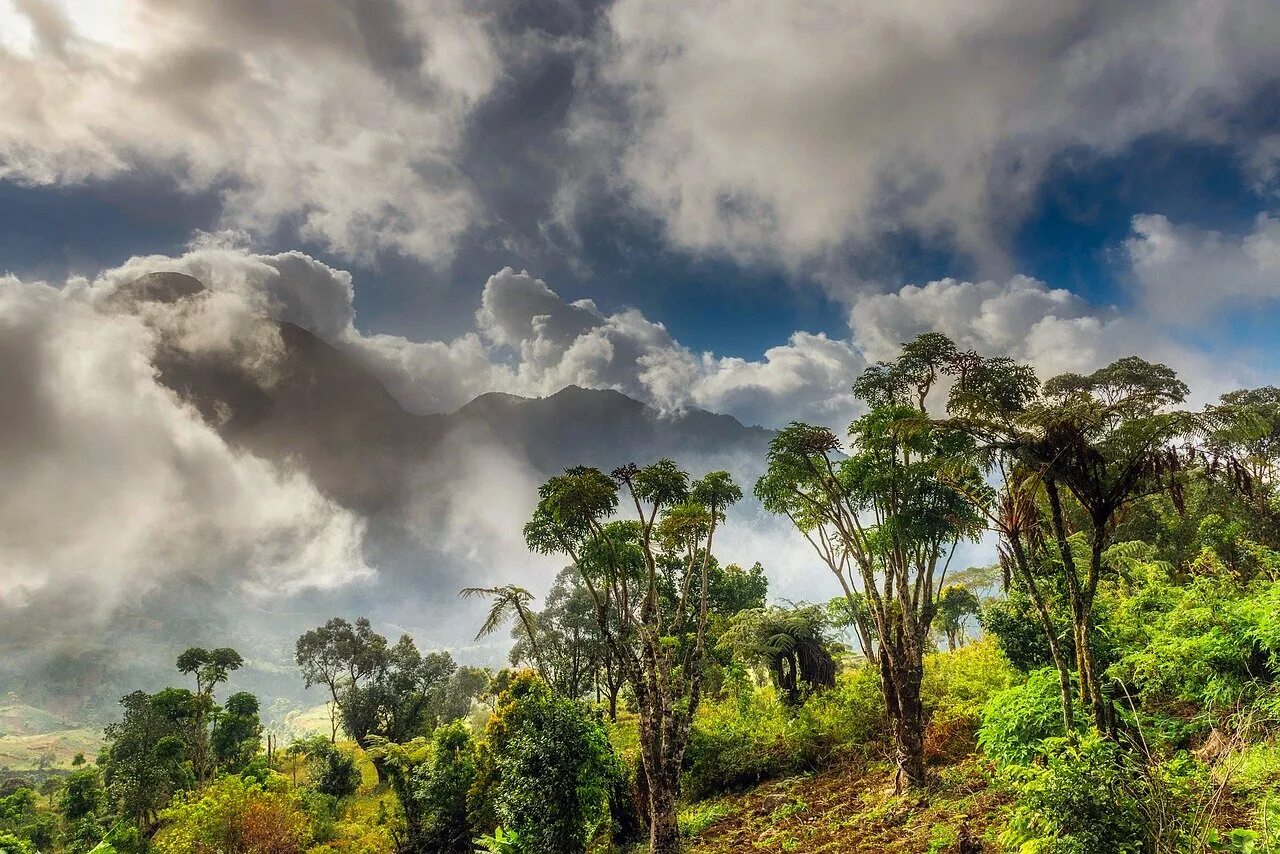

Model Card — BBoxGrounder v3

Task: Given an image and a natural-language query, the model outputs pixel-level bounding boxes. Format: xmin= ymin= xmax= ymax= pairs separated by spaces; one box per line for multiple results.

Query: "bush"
xmin=922 ymin=639 xmax=1018 ymax=722
xmin=979 ymin=668 xmax=1082 ymax=767
xmin=1000 ymin=734 xmax=1144 ymax=854
xmin=153 ymin=775 xmax=312 ymax=854
xmin=684 ymin=664 xmax=886 ymax=802
xmin=796 ymin=663 xmax=886 ymax=754
xmin=410 ymin=722 xmax=477 ymax=853
xmin=471 ymin=672 xmax=612 ymax=854
xmin=309 ymin=746 xmax=362 ymax=800
xmin=685 ymin=688 xmax=816 ymax=801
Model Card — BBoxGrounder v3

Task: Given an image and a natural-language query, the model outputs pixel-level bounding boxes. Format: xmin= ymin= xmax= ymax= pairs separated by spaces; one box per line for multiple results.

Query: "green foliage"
xmin=409 ymin=722 xmax=478 ymax=853
xmin=473 ymin=826 xmax=521 ymax=853
xmin=933 ymin=584 xmax=981 ymax=649
xmin=211 ymin=691 xmax=262 ymax=773
xmin=921 ymin=639 xmax=1018 ymax=723
xmin=101 ymin=689 xmax=196 ymax=832
xmin=1000 ymin=734 xmax=1145 ymax=854
xmin=982 ymin=591 xmax=1075 ymax=673
xmin=308 ymin=744 xmax=361 ymax=800
xmin=679 ymin=802 xmax=730 ymax=837
xmin=685 ymin=665 xmax=888 ymax=801
xmin=685 ymin=688 xmax=818 ymax=801
xmin=718 ymin=605 xmax=836 ymax=706
xmin=153 ymin=774 xmax=312 ymax=854
xmin=0 ymin=786 xmax=53 ymax=853
xmin=471 ymin=673 xmax=612 ymax=854
xmin=1110 ymin=568 xmax=1280 ymax=710
xmin=60 ymin=767 xmax=107 ymax=852
xmin=979 ymin=669 xmax=1082 ymax=767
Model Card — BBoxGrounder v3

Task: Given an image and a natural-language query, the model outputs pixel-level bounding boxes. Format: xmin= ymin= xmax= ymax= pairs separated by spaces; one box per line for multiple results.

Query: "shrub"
xmin=1000 ymin=734 xmax=1144 ymax=854
xmin=684 ymin=688 xmax=816 ymax=801
xmin=309 ymin=745 xmax=362 ymax=800
xmin=683 ymin=664 xmax=887 ymax=802
xmin=922 ymin=639 xmax=1018 ymax=722
xmin=153 ymin=775 xmax=312 ymax=854
xmin=979 ymin=668 xmax=1082 ymax=767
xmin=410 ymin=722 xmax=477 ymax=853
xmin=471 ymin=672 xmax=612 ymax=854
xmin=920 ymin=641 xmax=1018 ymax=765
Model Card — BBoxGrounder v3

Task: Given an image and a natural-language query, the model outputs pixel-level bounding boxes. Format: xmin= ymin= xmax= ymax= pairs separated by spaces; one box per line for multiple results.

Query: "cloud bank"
xmin=0 ymin=272 xmax=371 ymax=616
xmin=3 ymin=0 xmax=1279 ymax=273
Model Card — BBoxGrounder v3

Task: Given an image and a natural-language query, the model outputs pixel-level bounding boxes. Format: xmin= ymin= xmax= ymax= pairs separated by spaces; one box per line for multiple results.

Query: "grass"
xmin=0 ymin=726 xmax=103 ymax=771
xmin=679 ymin=757 xmax=1010 ymax=853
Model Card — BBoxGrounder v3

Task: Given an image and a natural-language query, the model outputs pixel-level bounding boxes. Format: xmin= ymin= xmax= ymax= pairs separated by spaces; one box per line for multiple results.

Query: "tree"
xmin=338 ymin=635 xmax=456 ymax=782
xmin=175 ymin=647 xmax=244 ymax=783
xmin=470 ymin=672 xmax=612 ymax=854
xmin=521 ymin=461 xmax=742 ymax=852
xmin=296 ymin=618 xmax=456 ymax=782
xmin=59 ymin=767 xmax=105 ymax=853
xmin=756 ymin=333 xmax=987 ymax=790
xmin=460 ymin=585 xmax=547 ymax=681
xmin=437 ymin=666 xmax=492 ymax=724
xmin=506 ymin=568 xmax=614 ymax=705
xmin=934 ymin=585 xmax=981 ymax=650
xmin=210 ymin=692 xmax=262 ymax=774
xmin=102 ymin=689 xmax=196 ymax=834
xmin=952 ymin=353 xmax=1201 ymax=732
xmin=719 ymin=605 xmax=837 ymax=706
xmin=294 ymin=619 xmax=354 ymax=743
xmin=308 ymin=743 xmax=361 ymax=799
xmin=176 ymin=647 xmax=245 ymax=697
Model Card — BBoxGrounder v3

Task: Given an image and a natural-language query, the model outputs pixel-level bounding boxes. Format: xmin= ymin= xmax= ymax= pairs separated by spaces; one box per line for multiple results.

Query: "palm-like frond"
xmin=460 ymin=585 xmax=535 ymax=640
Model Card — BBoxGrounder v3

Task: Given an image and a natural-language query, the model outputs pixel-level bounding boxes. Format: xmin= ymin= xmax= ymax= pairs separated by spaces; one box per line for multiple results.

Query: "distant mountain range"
xmin=0 ymin=273 xmax=778 ymax=728
xmin=131 ymin=271 xmax=773 ymax=512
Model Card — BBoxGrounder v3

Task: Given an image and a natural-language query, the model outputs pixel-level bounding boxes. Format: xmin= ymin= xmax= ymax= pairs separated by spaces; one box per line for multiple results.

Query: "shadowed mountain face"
xmin=133 ymin=271 xmax=772 ymax=516
xmin=1 ymin=273 xmax=775 ymax=721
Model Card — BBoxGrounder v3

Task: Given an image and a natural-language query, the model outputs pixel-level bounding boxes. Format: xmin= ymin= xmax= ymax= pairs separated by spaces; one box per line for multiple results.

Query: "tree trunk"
xmin=890 ymin=661 xmax=927 ymax=792
xmin=1007 ymin=532 xmax=1075 ymax=734
xmin=646 ymin=767 xmax=681 ymax=854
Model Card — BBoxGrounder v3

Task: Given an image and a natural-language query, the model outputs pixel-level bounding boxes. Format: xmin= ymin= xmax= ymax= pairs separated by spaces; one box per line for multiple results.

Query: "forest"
xmin=4 ymin=332 xmax=1280 ymax=854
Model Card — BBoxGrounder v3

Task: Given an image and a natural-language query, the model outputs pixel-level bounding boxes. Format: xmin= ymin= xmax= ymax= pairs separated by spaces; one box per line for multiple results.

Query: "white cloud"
xmin=1124 ymin=212 xmax=1280 ymax=322
xmin=589 ymin=0 xmax=1280 ymax=267
xmin=0 ymin=273 xmax=371 ymax=614
xmin=0 ymin=0 xmax=500 ymax=261
xmin=846 ymin=274 xmax=1255 ymax=405
xmin=96 ymin=249 xmax=867 ymax=427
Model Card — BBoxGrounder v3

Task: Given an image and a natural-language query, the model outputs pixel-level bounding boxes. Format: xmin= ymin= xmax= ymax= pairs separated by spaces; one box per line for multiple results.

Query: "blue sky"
xmin=2 ymin=129 xmax=1275 ymax=369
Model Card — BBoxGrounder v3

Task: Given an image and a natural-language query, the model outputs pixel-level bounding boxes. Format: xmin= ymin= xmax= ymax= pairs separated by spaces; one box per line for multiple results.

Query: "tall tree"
xmin=295 ymin=618 xmax=352 ymax=743
xmin=756 ymin=333 xmax=986 ymax=790
xmin=460 ymin=585 xmax=547 ymax=682
xmin=174 ymin=647 xmax=243 ymax=784
xmin=521 ymin=461 xmax=741 ymax=853
xmin=102 ymin=689 xmax=196 ymax=834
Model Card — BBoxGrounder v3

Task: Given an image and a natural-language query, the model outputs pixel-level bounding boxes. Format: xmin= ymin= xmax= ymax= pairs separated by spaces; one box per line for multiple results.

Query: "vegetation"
xmin=4 ymin=336 xmax=1280 ymax=853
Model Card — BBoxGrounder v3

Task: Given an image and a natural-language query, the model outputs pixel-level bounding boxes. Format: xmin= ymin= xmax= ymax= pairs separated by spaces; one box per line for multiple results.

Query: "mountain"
xmin=0 ymin=272 xmax=778 ymax=728
xmin=130 ymin=272 xmax=772 ymax=513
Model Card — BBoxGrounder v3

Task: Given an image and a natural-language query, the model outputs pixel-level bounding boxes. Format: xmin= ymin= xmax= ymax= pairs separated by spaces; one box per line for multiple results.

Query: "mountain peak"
xmin=108 ymin=271 xmax=206 ymax=306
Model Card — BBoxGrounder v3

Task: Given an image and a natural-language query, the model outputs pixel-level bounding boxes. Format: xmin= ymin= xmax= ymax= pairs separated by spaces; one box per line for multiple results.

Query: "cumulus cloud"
xmin=84 ymin=245 xmax=870 ymax=428
xmin=589 ymin=0 xmax=1280 ymax=267
xmin=0 ymin=0 xmax=500 ymax=261
xmin=0 ymin=273 xmax=371 ymax=616
xmin=1124 ymin=213 xmax=1280 ymax=322
xmin=846 ymin=274 xmax=1253 ymax=404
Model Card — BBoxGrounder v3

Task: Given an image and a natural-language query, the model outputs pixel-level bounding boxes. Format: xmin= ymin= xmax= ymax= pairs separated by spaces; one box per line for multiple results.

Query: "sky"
xmin=1 ymin=0 xmax=1280 ymax=664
